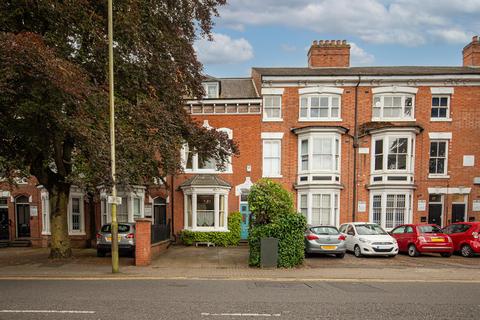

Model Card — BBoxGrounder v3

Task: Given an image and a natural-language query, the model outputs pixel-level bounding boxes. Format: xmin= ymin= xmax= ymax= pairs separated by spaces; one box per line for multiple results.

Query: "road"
xmin=1 ymin=279 xmax=479 ymax=320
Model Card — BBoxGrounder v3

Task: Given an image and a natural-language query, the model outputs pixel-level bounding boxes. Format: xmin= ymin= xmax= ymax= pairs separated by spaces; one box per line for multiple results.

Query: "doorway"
xmin=239 ymin=192 xmax=250 ymax=240
xmin=451 ymin=194 xmax=467 ymax=223
xmin=428 ymin=194 xmax=443 ymax=226
xmin=15 ymin=196 xmax=30 ymax=238
xmin=0 ymin=198 xmax=9 ymax=240
xmin=153 ymin=197 xmax=167 ymax=225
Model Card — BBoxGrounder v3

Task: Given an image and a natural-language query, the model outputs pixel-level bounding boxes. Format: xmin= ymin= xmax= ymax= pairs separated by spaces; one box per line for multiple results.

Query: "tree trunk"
xmin=48 ymin=183 xmax=72 ymax=259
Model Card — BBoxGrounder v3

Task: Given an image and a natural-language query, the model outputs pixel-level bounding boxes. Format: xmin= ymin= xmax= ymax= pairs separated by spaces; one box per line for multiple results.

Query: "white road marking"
xmin=201 ymin=312 xmax=281 ymax=317
xmin=0 ymin=310 xmax=95 ymax=314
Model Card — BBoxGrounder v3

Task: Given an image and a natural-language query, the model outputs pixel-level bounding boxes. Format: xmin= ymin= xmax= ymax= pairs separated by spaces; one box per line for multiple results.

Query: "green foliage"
xmin=247 ymin=179 xmax=294 ymax=225
xmin=248 ymin=213 xmax=306 ymax=268
xmin=180 ymin=212 xmax=241 ymax=247
xmin=247 ymin=179 xmax=306 ymax=268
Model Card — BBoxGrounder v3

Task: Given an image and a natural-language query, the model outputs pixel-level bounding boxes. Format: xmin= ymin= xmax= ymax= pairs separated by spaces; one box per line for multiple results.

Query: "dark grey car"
xmin=96 ymin=223 xmax=136 ymax=257
xmin=304 ymin=225 xmax=347 ymax=258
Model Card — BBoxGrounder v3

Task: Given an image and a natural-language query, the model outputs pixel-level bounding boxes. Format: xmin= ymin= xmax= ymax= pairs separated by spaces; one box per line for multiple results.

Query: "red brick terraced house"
xmin=1 ymin=37 xmax=480 ymax=247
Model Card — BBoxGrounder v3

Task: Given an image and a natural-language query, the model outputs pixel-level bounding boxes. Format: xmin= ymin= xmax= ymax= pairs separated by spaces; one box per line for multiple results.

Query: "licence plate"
xmin=431 ymin=237 xmax=444 ymax=242
xmin=106 ymin=236 xmax=122 ymax=242
xmin=321 ymin=245 xmax=337 ymax=250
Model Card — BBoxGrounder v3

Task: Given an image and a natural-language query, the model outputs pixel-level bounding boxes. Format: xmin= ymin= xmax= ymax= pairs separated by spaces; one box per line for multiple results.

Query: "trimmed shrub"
xmin=248 ymin=178 xmax=294 ymax=225
xmin=247 ymin=179 xmax=306 ymax=268
xmin=179 ymin=211 xmax=241 ymax=247
xmin=248 ymin=212 xmax=306 ymax=268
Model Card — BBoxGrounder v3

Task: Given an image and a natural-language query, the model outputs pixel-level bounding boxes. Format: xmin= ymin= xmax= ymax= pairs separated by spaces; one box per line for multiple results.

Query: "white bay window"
xmin=298 ymin=191 xmax=339 ymax=226
xmin=370 ymin=190 xmax=412 ymax=230
xmin=183 ymin=190 xmax=229 ymax=231
xmin=100 ymin=186 xmax=145 ymax=225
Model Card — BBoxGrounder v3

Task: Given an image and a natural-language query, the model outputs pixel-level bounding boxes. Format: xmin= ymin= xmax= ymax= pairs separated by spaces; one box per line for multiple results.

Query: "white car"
xmin=339 ymin=222 xmax=399 ymax=257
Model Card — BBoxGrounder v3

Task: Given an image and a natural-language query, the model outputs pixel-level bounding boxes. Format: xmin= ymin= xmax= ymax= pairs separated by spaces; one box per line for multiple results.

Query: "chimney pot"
xmin=342 ymin=40 xmax=347 ymax=45
xmin=463 ymin=36 xmax=480 ymax=67
xmin=313 ymin=40 xmax=318 ymax=45
xmin=473 ymin=35 xmax=479 ymax=42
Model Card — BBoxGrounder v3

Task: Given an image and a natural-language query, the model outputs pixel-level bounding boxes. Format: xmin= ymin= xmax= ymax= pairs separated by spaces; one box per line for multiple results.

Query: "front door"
xmin=240 ymin=203 xmax=250 ymax=240
xmin=451 ymin=204 xmax=466 ymax=223
xmin=0 ymin=208 xmax=9 ymax=240
xmin=16 ymin=203 xmax=30 ymax=238
xmin=154 ymin=201 xmax=167 ymax=225
xmin=428 ymin=204 xmax=442 ymax=226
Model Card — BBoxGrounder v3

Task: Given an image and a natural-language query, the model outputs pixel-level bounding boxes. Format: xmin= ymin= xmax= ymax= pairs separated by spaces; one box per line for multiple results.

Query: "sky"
xmin=193 ymin=0 xmax=480 ymax=78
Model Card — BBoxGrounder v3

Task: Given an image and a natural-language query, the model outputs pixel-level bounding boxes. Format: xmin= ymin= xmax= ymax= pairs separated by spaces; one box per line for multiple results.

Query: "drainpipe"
xmin=170 ymin=175 xmax=176 ymax=242
xmin=352 ymin=76 xmax=361 ymax=222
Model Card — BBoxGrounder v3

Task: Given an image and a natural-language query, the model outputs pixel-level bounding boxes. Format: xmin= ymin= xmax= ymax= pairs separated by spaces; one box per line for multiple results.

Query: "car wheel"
xmin=96 ymin=249 xmax=106 ymax=257
xmin=461 ymin=245 xmax=474 ymax=257
xmin=408 ymin=244 xmax=419 ymax=257
xmin=440 ymin=252 xmax=452 ymax=258
xmin=335 ymin=253 xmax=345 ymax=259
xmin=354 ymin=245 xmax=362 ymax=258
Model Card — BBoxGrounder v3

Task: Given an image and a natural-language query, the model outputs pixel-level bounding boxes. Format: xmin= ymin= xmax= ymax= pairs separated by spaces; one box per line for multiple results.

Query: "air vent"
xmin=312 ymin=176 xmax=331 ymax=181
xmin=373 ymin=176 xmax=383 ymax=182
xmin=387 ymin=176 xmax=407 ymax=181
xmin=299 ymin=176 xmax=308 ymax=182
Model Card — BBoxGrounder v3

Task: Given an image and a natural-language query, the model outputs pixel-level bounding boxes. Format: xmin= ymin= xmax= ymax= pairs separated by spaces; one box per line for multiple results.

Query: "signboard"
xmin=473 ymin=200 xmax=480 ymax=212
xmin=417 ymin=200 xmax=426 ymax=212
xmin=357 ymin=201 xmax=366 ymax=213
xmin=144 ymin=204 xmax=153 ymax=217
xmin=30 ymin=205 xmax=38 ymax=217
xmin=107 ymin=196 xmax=122 ymax=205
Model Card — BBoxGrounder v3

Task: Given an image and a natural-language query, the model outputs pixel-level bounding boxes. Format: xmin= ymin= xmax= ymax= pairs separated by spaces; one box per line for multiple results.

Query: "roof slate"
xmin=179 ymin=174 xmax=231 ymax=188
xmin=219 ymin=78 xmax=258 ymax=98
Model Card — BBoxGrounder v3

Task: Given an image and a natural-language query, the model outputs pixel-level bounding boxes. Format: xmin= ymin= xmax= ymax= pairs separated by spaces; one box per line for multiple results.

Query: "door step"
xmin=238 ymin=240 xmax=249 ymax=246
xmin=9 ymin=240 xmax=31 ymax=247
xmin=0 ymin=240 xmax=9 ymax=248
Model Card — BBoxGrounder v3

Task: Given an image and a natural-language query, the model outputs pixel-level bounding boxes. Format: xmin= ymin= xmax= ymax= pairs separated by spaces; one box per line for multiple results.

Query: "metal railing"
xmin=151 ymin=220 xmax=171 ymax=244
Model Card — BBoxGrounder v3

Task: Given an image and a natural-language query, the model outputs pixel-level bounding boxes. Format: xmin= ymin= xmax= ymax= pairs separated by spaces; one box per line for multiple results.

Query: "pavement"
xmin=0 ymin=245 xmax=479 ymax=282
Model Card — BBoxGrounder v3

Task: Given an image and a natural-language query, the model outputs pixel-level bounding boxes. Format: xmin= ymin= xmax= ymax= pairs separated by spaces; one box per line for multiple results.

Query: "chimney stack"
xmin=463 ymin=35 xmax=480 ymax=67
xmin=308 ymin=39 xmax=351 ymax=68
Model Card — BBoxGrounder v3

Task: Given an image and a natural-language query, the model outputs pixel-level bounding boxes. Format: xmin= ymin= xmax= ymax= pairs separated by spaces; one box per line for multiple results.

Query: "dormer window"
xmin=371 ymin=87 xmax=418 ymax=121
xmin=203 ymin=82 xmax=219 ymax=99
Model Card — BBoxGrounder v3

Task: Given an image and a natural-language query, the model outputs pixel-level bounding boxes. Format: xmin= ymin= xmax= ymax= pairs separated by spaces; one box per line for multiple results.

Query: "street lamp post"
xmin=108 ymin=0 xmax=119 ymax=273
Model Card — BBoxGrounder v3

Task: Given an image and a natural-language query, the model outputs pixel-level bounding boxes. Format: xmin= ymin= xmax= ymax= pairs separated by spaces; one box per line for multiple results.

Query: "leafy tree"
xmin=0 ymin=0 xmax=237 ymax=258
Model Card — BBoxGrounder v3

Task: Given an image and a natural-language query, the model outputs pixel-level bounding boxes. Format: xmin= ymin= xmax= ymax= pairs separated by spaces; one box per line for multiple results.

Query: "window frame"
xmin=262 ymin=139 xmax=282 ymax=178
xmin=263 ymin=95 xmax=282 ymax=121
xmin=431 ymin=95 xmax=451 ymax=121
xmin=183 ymin=189 xmax=229 ymax=232
xmin=68 ymin=191 xmax=85 ymax=234
xmin=297 ymin=190 xmax=340 ymax=227
xmin=369 ymin=190 xmax=413 ymax=230
xmin=202 ymin=82 xmax=219 ymax=99
xmin=182 ymin=128 xmax=233 ymax=174
xmin=298 ymin=134 xmax=341 ymax=174
xmin=100 ymin=187 xmax=145 ymax=225
xmin=429 ymin=140 xmax=448 ymax=177
xmin=41 ymin=190 xmax=50 ymax=235
xmin=299 ymin=93 xmax=342 ymax=121
xmin=371 ymin=135 xmax=414 ymax=174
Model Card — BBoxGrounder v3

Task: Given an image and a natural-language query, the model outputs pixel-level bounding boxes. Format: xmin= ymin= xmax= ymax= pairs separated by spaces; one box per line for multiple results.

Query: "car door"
xmin=403 ymin=225 xmax=415 ymax=251
xmin=443 ymin=224 xmax=460 ymax=251
xmin=345 ymin=225 xmax=356 ymax=251
xmin=391 ymin=226 xmax=406 ymax=251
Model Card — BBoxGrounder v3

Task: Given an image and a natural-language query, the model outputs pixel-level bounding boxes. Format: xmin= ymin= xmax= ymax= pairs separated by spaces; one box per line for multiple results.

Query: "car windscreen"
xmin=356 ymin=224 xmax=388 ymax=235
xmin=418 ymin=225 xmax=443 ymax=234
xmin=101 ymin=224 xmax=131 ymax=233
xmin=310 ymin=227 xmax=339 ymax=235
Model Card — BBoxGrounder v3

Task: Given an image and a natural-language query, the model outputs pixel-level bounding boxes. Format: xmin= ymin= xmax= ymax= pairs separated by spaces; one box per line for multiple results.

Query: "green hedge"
xmin=179 ymin=211 xmax=241 ymax=247
xmin=248 ymin=212 xmax=306 ymax=268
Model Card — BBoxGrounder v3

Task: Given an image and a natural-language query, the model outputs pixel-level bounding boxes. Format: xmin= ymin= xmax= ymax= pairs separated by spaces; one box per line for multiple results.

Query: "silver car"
xmin=305 ymin=225 xmax=347 ymax=258
xmin=96 ymin=223 xmax=136 ymax=257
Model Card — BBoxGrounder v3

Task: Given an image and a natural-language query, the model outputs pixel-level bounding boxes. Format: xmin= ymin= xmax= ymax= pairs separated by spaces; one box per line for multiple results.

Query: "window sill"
xmin=68 ymin=232 xmax=86 ymax=236
xmin=262 ymin=175 xmax=283 ymax=178
xmin=428 ymin=174 xmax=450 ymax=179
xmin=262 ymin=118 xmax=283 ymax=122
xmin=41 ymin=232 xmax=51 ymax=236
xmin=298 ymin=118 xmax=343 ymax=122
xmin=184 ymin=170 xmax=233 ymax=174
xmin=371 ymin=118 xmax=416 ymax=122
xmin=430 ymin=118 xmax=452 ymax=122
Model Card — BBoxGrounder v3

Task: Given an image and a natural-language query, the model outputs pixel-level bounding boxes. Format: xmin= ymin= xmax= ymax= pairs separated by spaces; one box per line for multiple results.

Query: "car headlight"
xmin=359 ymin=238 xmax=370 ymax=244
xmin=391 ymin=238 xmax=398 ymax=244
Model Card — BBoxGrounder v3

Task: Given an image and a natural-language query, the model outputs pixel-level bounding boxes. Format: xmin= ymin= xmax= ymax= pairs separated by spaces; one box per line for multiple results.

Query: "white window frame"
xmin=299 ymin=94 xmax=342 ymax=121
xmin=371 ymin=134 xmax=415 ymax=174
xmin=298 ymin=133 xmax=341 ymax=174
xmin=100 ymin=187 xmax=145 ymax=225
xmin=430 ymin=87 xmax=453 ymax=122
xmin=263 ymin=95 xmax=282 ymax=121
xmin=369 ymin=190 xmax=413 ymax=230
xmin=183 ymin=188 xmax=229 ymax=232
xmin=371 ymin=87 xmax=417 ymax=121
xmin=182 ymin=128 xmax=233 ymax=174
xmin=68 ymin=190 xmax=85 ymax=235
xmin=431 ymin=95 xmax=451 ymax=121
xmin=297 ymin=190 xmax=340 ymax=227
xmin=203 ymin=82 xmax=219 ymax=99
xmin=262 ymin=139 xmax=282 ymax=178
xmin=429 ymin=140 xmax=449 ymax=178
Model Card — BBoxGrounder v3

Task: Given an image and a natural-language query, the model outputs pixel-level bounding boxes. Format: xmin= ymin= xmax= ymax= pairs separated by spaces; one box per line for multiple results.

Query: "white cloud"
xmin=218 ymin=0 xmax=478 ymax=46
xmin=280 ymin=44 xmax=297 ymax=52
xmin=195 ymin=33 xmax=254 ymax=64
xmin=349 ymin=43 xmax=375 ymax=66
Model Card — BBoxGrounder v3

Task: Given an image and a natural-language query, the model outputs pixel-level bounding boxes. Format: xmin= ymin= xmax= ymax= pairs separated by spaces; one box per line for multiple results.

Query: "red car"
xmin=390 ymin=224 xmax=453 ymax=257
xmin=442 ymin=222 xmax=480 ymax=257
